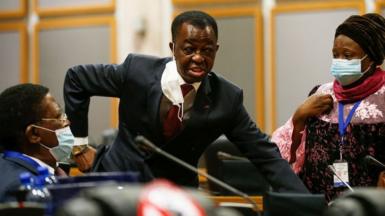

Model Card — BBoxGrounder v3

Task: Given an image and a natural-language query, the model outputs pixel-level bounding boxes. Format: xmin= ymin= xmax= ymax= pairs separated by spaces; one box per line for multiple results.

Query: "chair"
xmin=91 ymin=128 xmax=117 ymax=172
xmin=203 ymin=135 xmax=270 ymax=195
xmin=324 ymin=188 xmax=385 ymax=216
xmin=49 ymin=171 xmax=139 ymax=214
xmin=263 ymin=192 xmax=326 ymax=216
xmin=55 ymin=181 xmax=242 ymax=216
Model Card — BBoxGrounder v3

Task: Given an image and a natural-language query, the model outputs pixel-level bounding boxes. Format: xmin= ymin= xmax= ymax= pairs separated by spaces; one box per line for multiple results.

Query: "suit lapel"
xmin=184 ymin=74 xmax=212 ymax=129
xmin=146 ymin=68 xmax=165 ymax=143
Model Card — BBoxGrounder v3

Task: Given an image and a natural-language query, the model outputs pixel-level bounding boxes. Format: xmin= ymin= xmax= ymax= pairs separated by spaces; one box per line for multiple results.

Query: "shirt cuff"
xmin=74 ymin=137 xmax=89 ymax=146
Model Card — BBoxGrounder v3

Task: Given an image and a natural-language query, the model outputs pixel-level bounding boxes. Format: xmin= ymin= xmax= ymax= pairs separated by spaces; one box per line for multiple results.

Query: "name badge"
xmin=333 ymin=161 xmax=349 ymax=188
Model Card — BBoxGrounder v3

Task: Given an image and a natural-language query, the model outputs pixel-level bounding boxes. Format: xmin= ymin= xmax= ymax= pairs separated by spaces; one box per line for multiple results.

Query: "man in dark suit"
xmin=64 ymin=10 xmax=308 ymax=192
xmin=0 ymin=83 xmax=74 ymax=202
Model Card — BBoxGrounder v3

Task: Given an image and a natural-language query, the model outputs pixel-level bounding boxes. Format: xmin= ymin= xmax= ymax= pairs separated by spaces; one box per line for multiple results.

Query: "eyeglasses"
xmin=181 ymin=47 xmax=216 ymax=58
xmin=40 ymin=113 xmax=68 ymax=124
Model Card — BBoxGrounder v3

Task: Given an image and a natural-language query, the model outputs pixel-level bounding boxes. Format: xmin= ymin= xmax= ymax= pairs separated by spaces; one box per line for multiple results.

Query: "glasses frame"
xmin=40 ymin=113 xmax=68 ymax=124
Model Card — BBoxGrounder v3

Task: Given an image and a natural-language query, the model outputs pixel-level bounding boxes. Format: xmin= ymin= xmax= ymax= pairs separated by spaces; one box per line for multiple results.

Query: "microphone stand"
xmin=365 ymin=155 xmax=385 ymax=169
xmin=217 ymin=151 xmax=248 ymax=162
xmin=135 ymin=136 xmax=261 ymax=214
xmin=328 ymin=165 xmax=354 ymax=192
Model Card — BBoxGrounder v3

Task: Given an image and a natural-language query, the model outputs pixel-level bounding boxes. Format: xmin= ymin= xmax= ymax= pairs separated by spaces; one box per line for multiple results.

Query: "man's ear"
xmin=25 ymin=125 xmax=41 ymax=144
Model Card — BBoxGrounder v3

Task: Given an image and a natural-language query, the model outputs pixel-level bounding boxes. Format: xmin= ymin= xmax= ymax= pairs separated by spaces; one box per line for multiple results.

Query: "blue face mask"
xmin=330 ymin=55 xmax=369 ymax=86
xmin=33 ymin=125 xmax=75 ymax=163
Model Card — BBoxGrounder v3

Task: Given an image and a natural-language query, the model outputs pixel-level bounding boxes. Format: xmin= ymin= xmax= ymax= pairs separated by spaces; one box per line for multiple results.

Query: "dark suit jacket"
xmin=0 ymin=154 xmax=39 ymax=202
xmin=64 ymin=54 xmax=308 ymax=192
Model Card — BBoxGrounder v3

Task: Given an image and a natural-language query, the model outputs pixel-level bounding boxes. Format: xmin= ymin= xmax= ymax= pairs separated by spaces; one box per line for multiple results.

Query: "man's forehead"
xmin=177 ymin=23 xmax=217 ymax=41
xmin=183 ymin=37 xmax=216 ymax=45
xmin=41 ymin=93 xmax=61 ymax=115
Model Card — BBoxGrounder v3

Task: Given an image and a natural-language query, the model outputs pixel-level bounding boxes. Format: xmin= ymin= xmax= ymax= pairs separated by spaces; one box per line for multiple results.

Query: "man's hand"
xmin=73 ymin=146 xmax=96 ymax=172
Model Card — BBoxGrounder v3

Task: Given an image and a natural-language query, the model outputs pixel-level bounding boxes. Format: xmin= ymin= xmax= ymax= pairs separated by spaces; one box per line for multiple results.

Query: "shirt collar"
xmin=24 ymin=154 xmax=55 ymax=175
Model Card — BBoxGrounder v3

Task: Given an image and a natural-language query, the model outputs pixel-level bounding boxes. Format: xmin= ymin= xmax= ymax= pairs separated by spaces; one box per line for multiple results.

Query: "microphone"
xmin=217 ymin=151 xmax=248 ymax=162
xmin=364 ymin=155 xmax=385 ymax=169
xmin=135 ymin=135 xmax=261 ymax=214
xmin=327 ymin=165 xmax=354 ymax=192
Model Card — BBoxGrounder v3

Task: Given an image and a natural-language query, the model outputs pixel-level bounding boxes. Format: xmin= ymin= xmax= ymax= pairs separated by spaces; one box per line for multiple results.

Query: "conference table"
xmin=197 ymin=168 xmax=264 ymax=212
xmin=209 ymin=195 xmax=263 ymax=211
xmin=69 ymin=167 xmax=264 ymax=212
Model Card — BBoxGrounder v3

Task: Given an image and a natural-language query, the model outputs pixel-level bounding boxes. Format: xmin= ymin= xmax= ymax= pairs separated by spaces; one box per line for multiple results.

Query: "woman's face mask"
xmin=330 ymin=55 xmax=370 ymax=86
xmin=32 ymin=125 xmax=75 ymax=163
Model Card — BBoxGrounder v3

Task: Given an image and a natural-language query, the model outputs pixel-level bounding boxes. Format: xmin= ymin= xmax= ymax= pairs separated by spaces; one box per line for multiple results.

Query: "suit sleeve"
xmin=225 ymin=90 xmax=309 ymax=193
xmin=63 ymin=59 xmax=127 ymax=138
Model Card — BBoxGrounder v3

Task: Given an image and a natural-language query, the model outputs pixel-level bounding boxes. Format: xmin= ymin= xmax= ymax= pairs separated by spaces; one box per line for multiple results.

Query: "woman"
xmin=272 ymin=13 xmax=385 ymax=201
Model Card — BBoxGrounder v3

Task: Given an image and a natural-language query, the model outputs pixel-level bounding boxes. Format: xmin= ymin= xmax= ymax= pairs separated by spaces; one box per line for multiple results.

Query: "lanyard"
xmin=337 ymin=101 xmax=361 ymax=160
xmin=3 ymin=150 xmax=42 ymax=171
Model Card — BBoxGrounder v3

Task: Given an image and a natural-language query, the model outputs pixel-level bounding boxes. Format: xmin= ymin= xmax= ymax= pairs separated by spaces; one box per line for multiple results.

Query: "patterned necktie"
xmin=163 ymin=84 xmax=194 ymax=141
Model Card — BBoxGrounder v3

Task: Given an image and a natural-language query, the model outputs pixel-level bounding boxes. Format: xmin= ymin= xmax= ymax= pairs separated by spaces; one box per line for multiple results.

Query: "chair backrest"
xmin=323 ymin=188 xmax=385 ymax=216
xmin=101 ymin=128 xmax=118 ymax=146
xmin=55 ymin=181 xmax=243 ymax=216
xmin=203 ymin=135 xmax=270 ymax=195
xmin=49 ymin=172 xmax=139 ymax=214
xmin=263 ymin=192 xmax=326 ymax=216
xmin=91 ymin=128 xmax=117 ymax=172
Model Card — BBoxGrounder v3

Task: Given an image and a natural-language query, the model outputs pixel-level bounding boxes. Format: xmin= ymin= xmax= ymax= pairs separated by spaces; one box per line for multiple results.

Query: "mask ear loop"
xmin=31 ymin=125 xmax=58 ymax=152
xmin=362 ymin=64 xmax=373 ymax=73
xmin=361 ymin=55 xmax=374 ymax=73
xmin=40 ymin=142 xmax=52 ymax=150
xmin=172 ymin=42 xmax=176 ymax=61
xmin=177 ymin=103 xmax=184 ymax=122
xmin=39 ymin=142 xmax=60 ymax=162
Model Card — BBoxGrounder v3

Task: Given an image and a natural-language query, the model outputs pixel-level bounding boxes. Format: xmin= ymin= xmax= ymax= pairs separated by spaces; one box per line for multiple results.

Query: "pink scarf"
xmin=334 ymin=67 xmax=385 ymax=103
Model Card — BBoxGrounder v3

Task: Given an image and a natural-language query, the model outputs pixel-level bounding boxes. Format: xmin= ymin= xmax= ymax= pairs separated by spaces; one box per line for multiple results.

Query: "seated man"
xmin=0 ymin=83 xmax=74 ymax=202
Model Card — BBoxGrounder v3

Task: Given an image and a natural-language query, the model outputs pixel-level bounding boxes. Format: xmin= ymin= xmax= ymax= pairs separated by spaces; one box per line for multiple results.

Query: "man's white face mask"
xmin=33 ymin=125 xmax=75 ymax=162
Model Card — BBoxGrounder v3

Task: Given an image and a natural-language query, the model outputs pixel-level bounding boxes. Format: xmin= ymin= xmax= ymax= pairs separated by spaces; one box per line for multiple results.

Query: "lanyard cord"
xmin=337 ymin=101 xmax=361 ymax=160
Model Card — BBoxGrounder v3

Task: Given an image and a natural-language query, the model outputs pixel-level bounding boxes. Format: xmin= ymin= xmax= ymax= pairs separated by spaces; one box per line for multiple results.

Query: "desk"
xmin=209 ymin=195 xmax=263 ymax=211
xmin=69 ymin=167 xmax=83 ymax=176
xmin=199 ymin=168 xmax=264 ymax=211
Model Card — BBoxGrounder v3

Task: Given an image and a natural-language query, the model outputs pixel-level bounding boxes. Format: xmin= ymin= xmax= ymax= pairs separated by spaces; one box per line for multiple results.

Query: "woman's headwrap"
xmin=335 ymin=13 xmax=385 ymax=65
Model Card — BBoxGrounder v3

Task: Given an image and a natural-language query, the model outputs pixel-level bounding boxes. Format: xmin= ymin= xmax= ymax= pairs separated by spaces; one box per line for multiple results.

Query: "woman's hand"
xmin=290 ymin=94 xmax=333 ymax=163
xmin=293 ymin=94 xmax=334 ymax=124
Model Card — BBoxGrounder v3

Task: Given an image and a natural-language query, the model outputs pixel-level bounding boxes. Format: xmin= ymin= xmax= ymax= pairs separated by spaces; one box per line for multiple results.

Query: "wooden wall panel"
xmin=375 ymin=0 xmax=385 ymax=15
xmin=0 ymin=0 xmax=27 ymax=19
xmin=33 ymin=17 xmax=117 ymax=144
xmin=0 ymin=22 xmax=27 ymax=92
xmin=33 ymin=0 xmax=115 ymax=17
xmin=270 ymin=1 xmax=364 ymax=130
